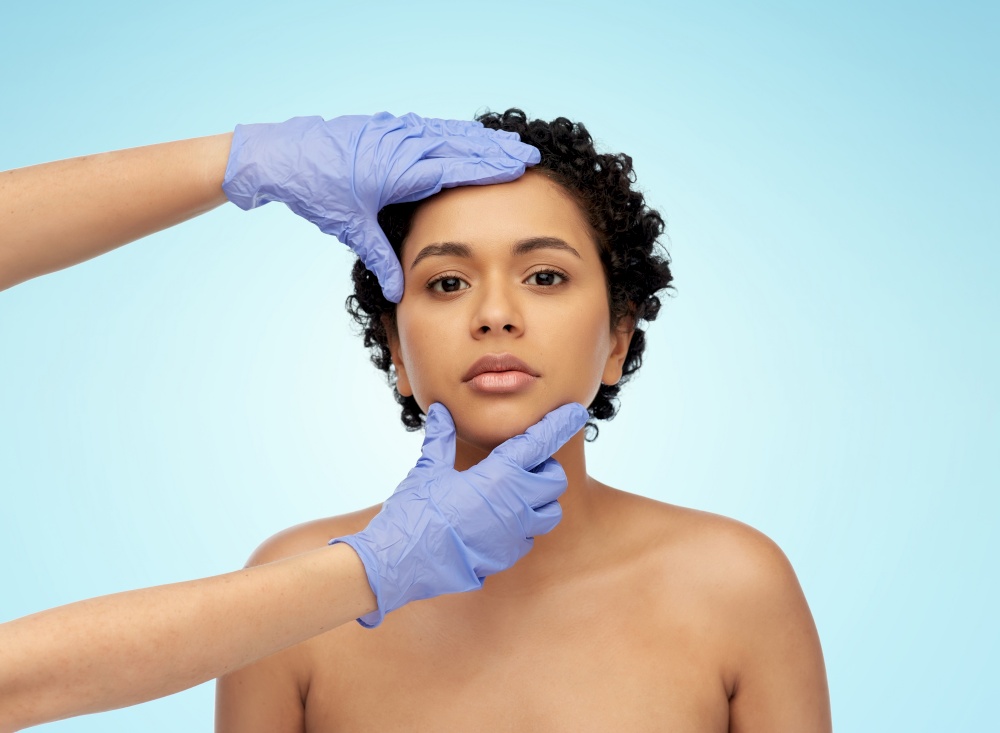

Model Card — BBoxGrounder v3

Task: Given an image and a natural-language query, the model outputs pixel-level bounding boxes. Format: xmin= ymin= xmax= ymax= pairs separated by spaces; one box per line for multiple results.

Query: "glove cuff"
xmin=328 ymin=534 xmax=386 ymax=629
xmin=221 ymin=122 xmax=270 ymax=210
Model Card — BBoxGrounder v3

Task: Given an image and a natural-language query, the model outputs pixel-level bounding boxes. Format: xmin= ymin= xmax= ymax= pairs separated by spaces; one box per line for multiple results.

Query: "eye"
xmin=427 ymin=274 xmax=470 ymax=293
xmin=525 ymin=269 xmax=568 ymax=287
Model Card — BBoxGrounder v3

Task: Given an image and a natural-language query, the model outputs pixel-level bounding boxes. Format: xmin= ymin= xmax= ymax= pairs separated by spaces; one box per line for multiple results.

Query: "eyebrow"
xmin=409 ymin=237 xmax=582 ymax=271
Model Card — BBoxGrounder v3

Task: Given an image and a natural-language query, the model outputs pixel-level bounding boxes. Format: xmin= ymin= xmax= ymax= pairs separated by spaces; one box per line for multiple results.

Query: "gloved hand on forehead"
xmin=221 ymin=112 xmax=540 ymax=303
xmin=329 ymin=401 xmax=589 ymax=628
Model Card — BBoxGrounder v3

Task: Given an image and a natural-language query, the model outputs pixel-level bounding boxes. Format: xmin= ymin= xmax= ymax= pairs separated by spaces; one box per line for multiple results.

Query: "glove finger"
xmin=383 ymin=132 xmax=540 ymax=205
xmin=396 ymin=114 xmax=484 ymax=137
xmin=525 ymin=500 xmax=563 ymax=538
xmin=491 ymin=403 xmax=589 ymax=472
xmin=480 ymin=127 xmax=523 ymax=142
xmin=415 ymin=133 xmax=540 ymax=166
xmin=433 ymin=156 xmax=535 ymax=188
xmin=518 ymin=456 xmax=569 ymax=509
xmin=475 ymin=134 xmax=539 ymax=164
xmin=428 ymin=122 xmax=523 ymax=144
xmin=388 ymin=132 xmax=533 ymax=165
xmin=530 ymin=455 xmax=568 ymax=483
xmin=395 ymin=114 xmax=521 ymax=144
xmin=469 ymin=527 xmax=532 ymax=578
xmin=417 ymin=403 xmax=457 ymax=468
xmin=339 ymin=221 xmax=404 ymax=303
xmin=394 ymin=112 xmax=525 ymax=144
xmin=462 ymin=456 xmax=565 ymax=545
xmin=388 ymin=156 xmax=530 ymax=205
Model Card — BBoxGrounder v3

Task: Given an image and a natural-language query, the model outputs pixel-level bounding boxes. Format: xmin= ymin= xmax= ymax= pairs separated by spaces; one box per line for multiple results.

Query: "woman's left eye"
xmin=525 ymin=270 xmax=567 ymax=287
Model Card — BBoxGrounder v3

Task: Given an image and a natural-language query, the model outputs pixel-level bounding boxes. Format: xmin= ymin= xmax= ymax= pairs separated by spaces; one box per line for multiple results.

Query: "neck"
xmin=454 ymin=430 xmax=612 ymax=596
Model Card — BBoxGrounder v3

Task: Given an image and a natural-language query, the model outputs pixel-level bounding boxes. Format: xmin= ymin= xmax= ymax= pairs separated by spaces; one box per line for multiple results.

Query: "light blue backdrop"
xmin=1 ymin=1 xmax=996 ymax=730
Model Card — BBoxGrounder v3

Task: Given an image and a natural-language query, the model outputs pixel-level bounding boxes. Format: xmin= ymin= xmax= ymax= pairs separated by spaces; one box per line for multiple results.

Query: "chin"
xmin=415 ymin=385 xmax=593 ymax=458
xmin=445 ymin=397 xmax=566 ymax=454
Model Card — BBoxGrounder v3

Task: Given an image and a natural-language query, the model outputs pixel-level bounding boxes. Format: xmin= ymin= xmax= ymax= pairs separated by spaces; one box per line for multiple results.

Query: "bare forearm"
xmin=0 ymin=542 xmax=375 ymax=731
xmin=0 ymin=133 xmax=232 ymax=291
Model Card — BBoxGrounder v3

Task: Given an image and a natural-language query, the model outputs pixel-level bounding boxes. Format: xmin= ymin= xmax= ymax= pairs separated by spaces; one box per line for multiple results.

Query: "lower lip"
xmin=467 ymin=371 xmax=537 ymax=394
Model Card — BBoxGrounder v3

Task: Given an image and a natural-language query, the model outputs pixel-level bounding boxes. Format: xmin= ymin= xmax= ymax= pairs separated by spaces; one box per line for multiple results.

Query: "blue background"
xmin=1 ymin=1 xmax=997 ymax=730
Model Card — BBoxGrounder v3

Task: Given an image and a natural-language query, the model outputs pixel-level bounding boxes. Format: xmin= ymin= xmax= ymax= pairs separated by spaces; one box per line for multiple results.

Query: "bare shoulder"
xmin=678 ymin=507 xmax=812 ymax=642
xmin=673 ymin=504 xmax=799 ymax=592
xmin=613 ymin=492 xmax=816 ymax=650
xmin=613 ymin=492 xmax=801 ymax=596
xmin=245 ymin=505 xmax=382 ymax=568
xmin=618 ymin=495 xmax=830 ymax=731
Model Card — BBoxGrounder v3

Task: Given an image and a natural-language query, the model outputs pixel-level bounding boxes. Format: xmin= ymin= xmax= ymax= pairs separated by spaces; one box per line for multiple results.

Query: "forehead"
xmin=400 ymin=172 xmax=598 ymax=266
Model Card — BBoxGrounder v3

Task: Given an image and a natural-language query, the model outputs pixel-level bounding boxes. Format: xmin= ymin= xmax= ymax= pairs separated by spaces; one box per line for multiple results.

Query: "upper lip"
xmin=462 ymin=353 xmax=540 ymax=381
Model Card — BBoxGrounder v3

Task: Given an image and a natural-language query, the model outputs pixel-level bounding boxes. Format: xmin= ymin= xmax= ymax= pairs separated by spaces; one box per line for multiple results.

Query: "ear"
xmin=601 ymin=316 xmax=635 ymax=387
xmin=381 ymin=314 xmax=413 ymax=398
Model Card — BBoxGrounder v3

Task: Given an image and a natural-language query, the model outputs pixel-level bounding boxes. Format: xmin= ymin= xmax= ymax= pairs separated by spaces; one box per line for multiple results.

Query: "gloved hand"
xmin=329 ymin=401 xmax=588 ymax=628
xmin=221 ymin=113 xmax=540 ymax=303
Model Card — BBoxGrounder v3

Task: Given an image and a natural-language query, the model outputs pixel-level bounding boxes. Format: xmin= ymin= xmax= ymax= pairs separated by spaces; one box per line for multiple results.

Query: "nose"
xmin=470 ymin=277 xmax=523 ymax=338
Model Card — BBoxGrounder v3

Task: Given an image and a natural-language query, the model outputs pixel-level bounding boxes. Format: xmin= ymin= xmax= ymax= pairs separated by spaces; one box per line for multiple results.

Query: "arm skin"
xmin=0 ymin=542 xmax=376 ymax=732
xmin=725 ymin=528 xmax=832 ymax=732
xmin=214 ymin=515 xmax=372 ymax=733
xmin=0 ymin=133 xmax=232 ymax=292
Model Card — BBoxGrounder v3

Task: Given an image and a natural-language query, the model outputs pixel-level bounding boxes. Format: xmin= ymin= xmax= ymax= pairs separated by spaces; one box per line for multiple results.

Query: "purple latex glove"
xmin=221 ymin=113 xmax=540 ymax=302
xmin=330 ymin=402 xmax=588 ymax=628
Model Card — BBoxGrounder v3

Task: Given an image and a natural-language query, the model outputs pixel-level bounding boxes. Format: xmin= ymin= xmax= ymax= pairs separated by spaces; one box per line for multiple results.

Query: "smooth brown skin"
xmin=216 ymin=174 xmax=832 ymax=732
xmin=0 ymin=136 xmax=384 ymax=731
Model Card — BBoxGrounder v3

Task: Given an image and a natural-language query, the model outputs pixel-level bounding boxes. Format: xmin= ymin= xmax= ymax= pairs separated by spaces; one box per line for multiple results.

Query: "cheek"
xmin=538 ymin=300 xmax=614 ymax=398
xmin=395 ymin=305 xmax=453 ymax=404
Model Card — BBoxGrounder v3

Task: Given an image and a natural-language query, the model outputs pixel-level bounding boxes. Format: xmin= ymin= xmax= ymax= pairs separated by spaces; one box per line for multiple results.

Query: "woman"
xmin=215 ymin=110 xmax=832 ymax=731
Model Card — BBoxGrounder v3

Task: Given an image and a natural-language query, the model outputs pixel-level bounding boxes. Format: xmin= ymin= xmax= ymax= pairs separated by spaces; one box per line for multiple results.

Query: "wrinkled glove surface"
xmin=222 ymin=113 xmax=540 ymax=302
xmin=330 ymin=402 xmax=588 ymax=628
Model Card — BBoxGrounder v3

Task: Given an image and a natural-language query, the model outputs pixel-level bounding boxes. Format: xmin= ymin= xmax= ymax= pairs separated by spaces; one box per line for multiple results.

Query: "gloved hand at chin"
xmin=221 ymin=113 xmax=540 ymax=303
xmin=329 ymin=401 xmax=589 ymax=628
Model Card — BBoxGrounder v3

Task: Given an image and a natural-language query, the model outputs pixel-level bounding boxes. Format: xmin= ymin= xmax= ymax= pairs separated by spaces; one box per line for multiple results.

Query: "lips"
xmin=462 ymin=354 xmax=540 ymax=395
xmin=462 ymin=353 xmax=540 ymax=382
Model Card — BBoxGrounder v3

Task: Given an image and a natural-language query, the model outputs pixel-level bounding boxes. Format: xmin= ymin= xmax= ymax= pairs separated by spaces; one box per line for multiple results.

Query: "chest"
xmin=302 ymin=592 xmax=731 ymax=732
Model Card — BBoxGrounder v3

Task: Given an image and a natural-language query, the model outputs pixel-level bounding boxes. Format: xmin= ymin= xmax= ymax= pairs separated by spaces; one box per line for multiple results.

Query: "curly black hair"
xmin=346 ymin=108 xmax=674 ymax=440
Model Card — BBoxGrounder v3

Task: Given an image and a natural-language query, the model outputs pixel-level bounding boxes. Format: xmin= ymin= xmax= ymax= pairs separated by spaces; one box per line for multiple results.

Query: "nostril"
xmin=503 ymin=324 xmax=514 ymax=332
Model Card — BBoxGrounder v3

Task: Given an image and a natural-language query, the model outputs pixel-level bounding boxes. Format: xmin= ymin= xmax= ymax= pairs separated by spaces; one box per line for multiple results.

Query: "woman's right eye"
xmin=427 ymin=275 xmax=469 ymax=293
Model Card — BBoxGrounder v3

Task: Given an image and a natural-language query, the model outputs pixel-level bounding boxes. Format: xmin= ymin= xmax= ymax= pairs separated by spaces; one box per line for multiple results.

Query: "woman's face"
xmin=387 ymin=171 xmax=633 ymax=453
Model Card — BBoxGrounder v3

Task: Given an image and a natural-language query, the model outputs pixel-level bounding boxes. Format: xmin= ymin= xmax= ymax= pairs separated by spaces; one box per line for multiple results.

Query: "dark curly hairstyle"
xmin=346 ymin=108 xmax=674 ymax=440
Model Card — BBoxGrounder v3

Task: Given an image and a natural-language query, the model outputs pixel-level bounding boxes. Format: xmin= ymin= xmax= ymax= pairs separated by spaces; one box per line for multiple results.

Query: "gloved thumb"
xmin=340 ymin=220 xmax=404 ymax=304
xmin=416 ymin=403 xmax=457 ymax=469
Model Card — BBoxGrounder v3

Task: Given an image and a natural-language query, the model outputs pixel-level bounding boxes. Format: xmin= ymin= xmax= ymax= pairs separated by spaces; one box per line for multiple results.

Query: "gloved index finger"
xmin=491 ymin=403 xmax=589 ymax=471
xmin=415 ymin=134 xmax=540 ymax=166
xmin=390 ymin=155 xmax=530 ymax=205
xmin=396 ymin=113 xmax=523 ymax=143
xmin=396 ymin=114 xmax=484 ymax=137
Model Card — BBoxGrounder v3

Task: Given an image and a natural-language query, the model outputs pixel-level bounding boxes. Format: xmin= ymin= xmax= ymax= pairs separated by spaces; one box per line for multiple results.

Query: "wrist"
xmin=328 ymin=533 xmax=385 ymax=628
xmin=198 ymin=132 xmax=233 ymax=209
